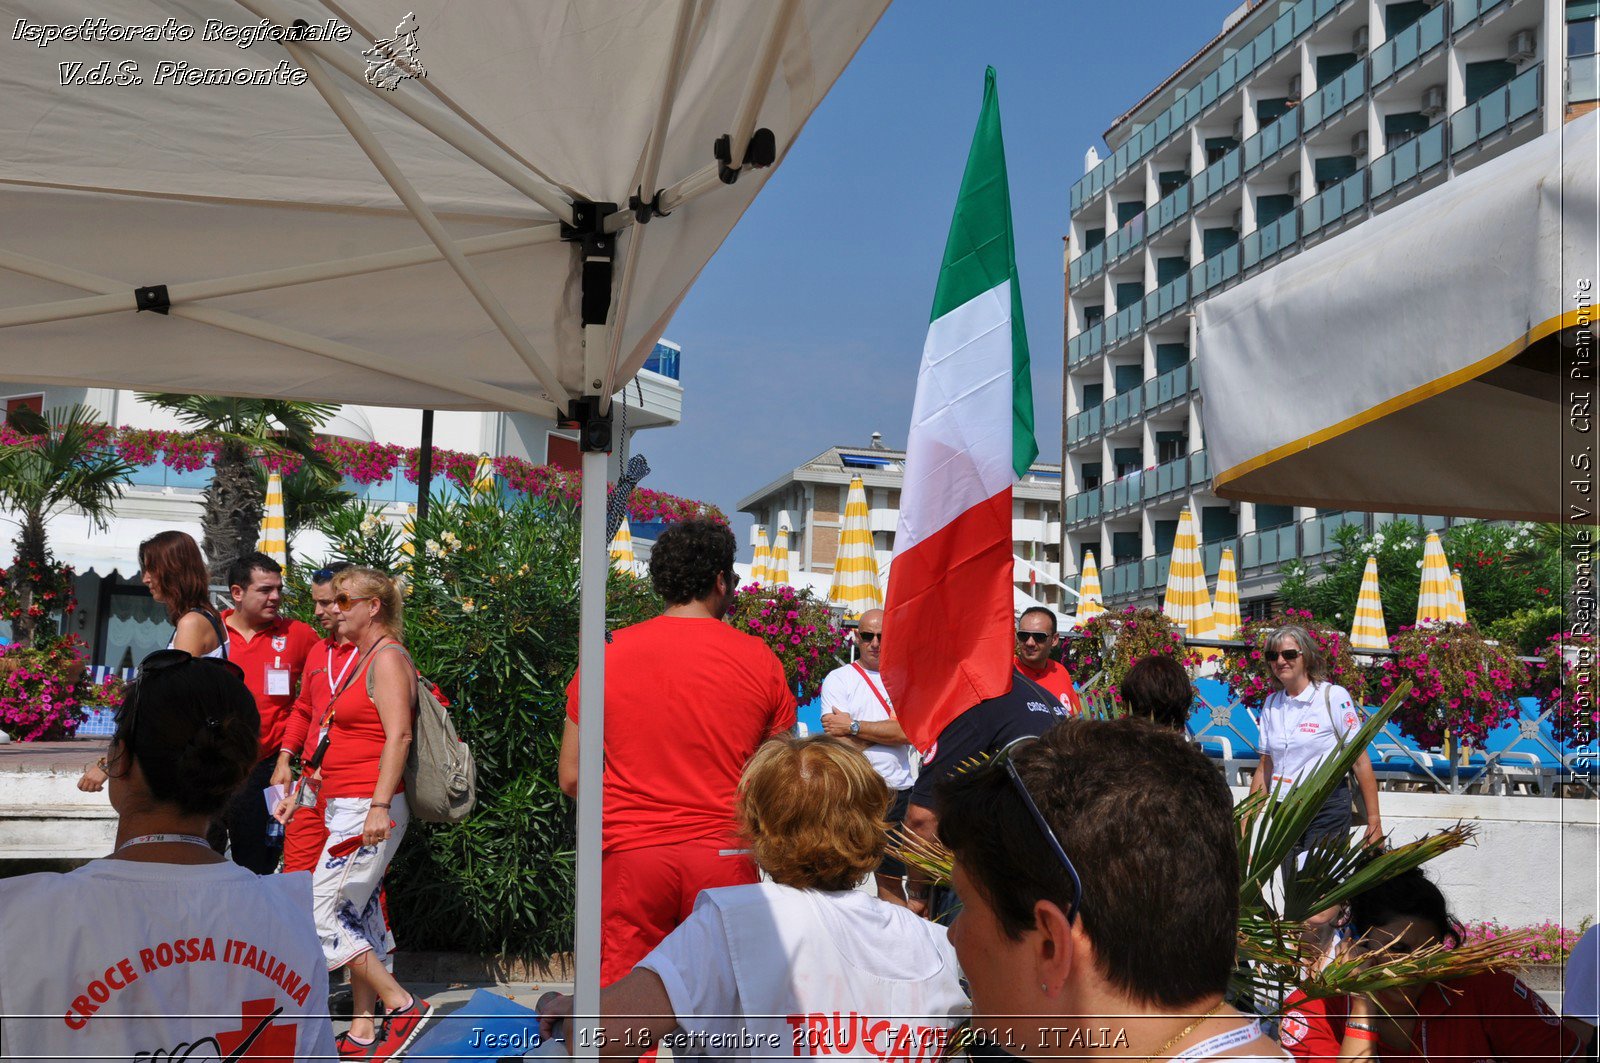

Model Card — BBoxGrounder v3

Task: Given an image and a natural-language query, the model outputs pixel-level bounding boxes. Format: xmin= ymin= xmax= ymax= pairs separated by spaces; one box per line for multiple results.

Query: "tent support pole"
xmin=285 ymin=43 xmax=571 ymax=407
xmin=416 ymin=410 xmax=435 ymax=521
xmin=570 ymin=387 xmax=612 ymax=1063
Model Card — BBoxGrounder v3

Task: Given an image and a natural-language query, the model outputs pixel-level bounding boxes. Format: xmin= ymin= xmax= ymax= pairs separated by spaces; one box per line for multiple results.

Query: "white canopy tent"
xmin=1197 ymin=114 xmax=1598 ymax=521
xmin=0 ymin=0 xmax=887 ymax=1043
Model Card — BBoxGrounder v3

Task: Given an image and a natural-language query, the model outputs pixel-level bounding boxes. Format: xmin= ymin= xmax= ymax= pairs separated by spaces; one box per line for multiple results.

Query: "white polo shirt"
xmin=1258 ymin=681 xmax=1362 ymax=791
xmin=818 ymin=663 xmax=915 ymax=791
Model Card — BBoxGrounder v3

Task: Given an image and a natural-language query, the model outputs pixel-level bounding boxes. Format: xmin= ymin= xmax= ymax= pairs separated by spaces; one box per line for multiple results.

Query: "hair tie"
xmin=205 ymin=716 xmax=220 ymax=730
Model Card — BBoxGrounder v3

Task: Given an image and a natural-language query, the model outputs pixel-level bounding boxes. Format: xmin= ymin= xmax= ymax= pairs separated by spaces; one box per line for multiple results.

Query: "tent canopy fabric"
xmin=0 ymin=0 xmax=887 ymax=418
xmin=1197 ymin=114 xmax=1598 ymax=521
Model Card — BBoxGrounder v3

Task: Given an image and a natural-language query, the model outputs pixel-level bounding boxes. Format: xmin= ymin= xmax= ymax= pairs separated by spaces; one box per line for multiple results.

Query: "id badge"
xmin=266 ymin=667 xmax=292 ymax=697
xmin=295 ymin=776 xmax=320 ymax=809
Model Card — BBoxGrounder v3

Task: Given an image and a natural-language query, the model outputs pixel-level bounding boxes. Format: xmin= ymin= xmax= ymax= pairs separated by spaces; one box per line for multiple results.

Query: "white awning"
xmin=9 ymin=514 xmax=334 ymax=579
xmin=1197 ymin=113 xmax=1597 ymax=521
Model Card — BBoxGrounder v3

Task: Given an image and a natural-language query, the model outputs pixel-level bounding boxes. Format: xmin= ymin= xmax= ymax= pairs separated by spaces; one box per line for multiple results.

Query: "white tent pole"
xmin=609 ymin=162 xmax=724 ymax=233
xmin=573 ymin=351 xmax=610 ymax=1061
xmin=723 ymin=0 xmax=799 ymax=180
xmin=0 ymin=247 xmax=547 ymax=412
xmin=600 ymin=0 xmax=700 ymax=406
xmin=234 ymin=0 xmax=575 ymax=226
xmin=0 ymin=225 xmax=560 ymax=330
xmin=285 ymin=43 xmax=571 ymax=406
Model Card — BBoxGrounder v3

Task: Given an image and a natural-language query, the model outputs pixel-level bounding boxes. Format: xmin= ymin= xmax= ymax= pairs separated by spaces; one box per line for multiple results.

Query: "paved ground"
xmin=0 ymin=738 xmax=106 ymax=771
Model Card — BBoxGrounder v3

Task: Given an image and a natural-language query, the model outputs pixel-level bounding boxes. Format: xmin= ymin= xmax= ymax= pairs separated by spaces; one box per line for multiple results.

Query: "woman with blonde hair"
xmin=309 ymin=566 xmax=430 ymax=1059
xmin=539 ymin=735 xmax=968 ymax=1061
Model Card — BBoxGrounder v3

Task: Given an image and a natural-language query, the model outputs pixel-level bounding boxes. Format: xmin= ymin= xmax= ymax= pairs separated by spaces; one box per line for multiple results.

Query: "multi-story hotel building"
xmin=739 ymin=436 xmax=1068 ymax=610
xmin=1061 ymin=0 xmax=1597 ymax=612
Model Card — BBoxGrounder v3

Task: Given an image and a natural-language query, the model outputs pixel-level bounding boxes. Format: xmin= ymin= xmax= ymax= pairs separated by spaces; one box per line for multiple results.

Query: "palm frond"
xmin=1298 ymin=929 xmax=1545 ymax=1001
xmin=1283 ymin=823 xmax=1476 ymax=919
xmin=0 ymin=405 xmax=134 ymax=528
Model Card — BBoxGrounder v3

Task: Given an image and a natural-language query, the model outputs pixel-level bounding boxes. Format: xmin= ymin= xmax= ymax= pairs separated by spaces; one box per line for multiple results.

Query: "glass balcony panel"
xmin=1510 ymin=65 xmax=1540 ymax=119
xmin=1243 ymin=533 xmax=1261 ymax=568
xmin=1192 ymin=451 xmax=1209 ymax=484
xmin=1260 ymin=532 xmax=1280 ymax=566
xmin=1480 ymin=88 xmax=1509 ymax=137
xmin=1570 ymin=54 xmax=1599 ymax=105
xmin=1303 ymin=521 xmax=1323 ymax=556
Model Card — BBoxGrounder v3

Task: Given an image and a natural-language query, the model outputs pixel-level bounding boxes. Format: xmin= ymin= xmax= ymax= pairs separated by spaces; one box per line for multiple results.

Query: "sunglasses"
xmin=1015 ymin=630 xmax=1052 ymax=644
xmin=1265 ymin=649 xmax=1303 ymax=663
xmin=992 ymin=736 xmax=1083 ymax=924
xmin=119 ymin=649 xmax=247 ymax=757
xmin=332 ymin=593 xmax=373 ymax=610
xmin=857 ymin=631 xmax=882 ymax=643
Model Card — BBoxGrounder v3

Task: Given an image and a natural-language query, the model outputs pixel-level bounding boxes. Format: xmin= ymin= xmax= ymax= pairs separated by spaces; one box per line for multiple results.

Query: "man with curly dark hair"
xmin=558 ymin=517 xmax=797 ymax=990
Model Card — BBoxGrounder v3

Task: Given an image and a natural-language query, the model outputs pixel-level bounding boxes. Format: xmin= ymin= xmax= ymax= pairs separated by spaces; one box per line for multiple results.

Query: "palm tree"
xmin=257 ymin=464 xmax=355 ymax=569
xmin=0 ymin=406 xmax=136 ymax=645
xmin=140 ymin=396 xmax=337 ymax=580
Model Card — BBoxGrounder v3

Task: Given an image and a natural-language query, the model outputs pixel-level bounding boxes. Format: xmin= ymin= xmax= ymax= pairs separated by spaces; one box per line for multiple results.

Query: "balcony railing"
xmin=1450 ymin=0 xmax=1511 ymax=33
xmin=1144 ymin=272 xmax=1190 ymax=323
xmin=1371 ymin=3 xmax=1446 ymax=86
xmin=1142 ymin=362 xmax=1194 ymax=409
xmin=1067 ymin=364 xmax=1194 ymax=449
xmin=1065 ymin=402 xmax=1102 ymax=447
xmin=1069 ymin=0 xmax=1348 ymax=214
xmin=1191 ymin=144 xmax=1244 ymax=205
xmin=1369 ymin=121 xmax=1446 ymax=198
xmin=1242 ymin=107 xmax=1302 ymax=171
xmin=1449 ymin=64 xmax=1542 ymax=156
xmin=1067 ymin=321 xmax=1106 ymax=367
xmin=1241 ymin=211 xmax=1300 ymax=269
xmin=1572 ymin=54 xmax=1600 ymax=105
xmin=1299 ymin=61 xmax=1367 ymax=132
xmin=1302 ymin=169 xmax=1368 ymax=236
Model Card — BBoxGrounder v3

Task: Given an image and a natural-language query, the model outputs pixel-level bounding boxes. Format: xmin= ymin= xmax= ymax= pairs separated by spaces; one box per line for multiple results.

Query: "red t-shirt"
xmin=222 ymin=611 xmax=320 ymax=761
xmin=1283 ymin=973 xmax=1582 ymax=1063
xmin=319 ymin=644 xmax=410 ymax=799
xmin=280 ymin=638 xmax=358 ymax=760
xmin=565 ymin=615 xmax=797 ymax=853
xmin=1016 ymin=658 xmax=1084 ymax=715
xmin=1281 ymin=990 xmax=1351 ymax=1062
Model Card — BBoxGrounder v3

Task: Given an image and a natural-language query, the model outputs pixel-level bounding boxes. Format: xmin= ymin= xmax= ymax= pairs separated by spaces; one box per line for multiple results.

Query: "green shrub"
xmin=1484 ymin=604 xmax=1565 ymax=655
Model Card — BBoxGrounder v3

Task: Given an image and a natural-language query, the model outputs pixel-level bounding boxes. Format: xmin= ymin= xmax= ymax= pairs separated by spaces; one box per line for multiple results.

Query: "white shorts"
xmin=312 ymin=794 xmax=408 ymax=971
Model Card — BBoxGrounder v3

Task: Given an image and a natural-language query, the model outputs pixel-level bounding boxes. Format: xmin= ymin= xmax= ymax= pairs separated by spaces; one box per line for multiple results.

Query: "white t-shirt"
xmin=0 ymin=859 xmax=336 ymax=1061
xmin=1258 ymin=682 xmax=1362 ymax=791
xmin=639 ymin=882 xmax=969 ymax=1061
xmin=818 ymin=664 xmax=915 ymax=791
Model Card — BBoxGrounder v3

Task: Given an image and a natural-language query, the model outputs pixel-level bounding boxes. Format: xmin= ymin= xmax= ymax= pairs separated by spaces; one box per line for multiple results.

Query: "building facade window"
xmin=1113 ymin=363 xmax=1144 ymax=395
xmin=4 ymin=394 xmax=43 ymax=423
xmin=1155 ymin=343 xmax=1190 ymax=373
xmin=546 ymin=432 xmax=581 ymax=472
xmin=1254 ymin=503 xmax=1296 ymax=530
xmin=1465 ymin=59 xmax=1518 ymax=104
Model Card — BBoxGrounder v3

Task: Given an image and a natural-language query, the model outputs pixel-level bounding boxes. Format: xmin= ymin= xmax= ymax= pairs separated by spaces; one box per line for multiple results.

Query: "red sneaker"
xmin=373 ymin=997 xmax=431 ymax=1059
xmin=335 ymin=1031 xmax=379 ymax=1059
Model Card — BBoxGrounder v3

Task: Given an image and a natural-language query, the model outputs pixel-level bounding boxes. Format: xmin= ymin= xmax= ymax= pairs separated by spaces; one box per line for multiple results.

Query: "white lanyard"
xmin=1171 ymin=1020 xmax=1263 ymax=1063
xmin=116 ymin=833 xmax=213 ymax=853
xmin=327 ymin=644 xmax=356 ymax=693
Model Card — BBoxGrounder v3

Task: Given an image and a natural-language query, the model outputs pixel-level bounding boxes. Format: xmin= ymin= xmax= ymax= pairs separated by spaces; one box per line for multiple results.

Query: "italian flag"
xmin=883 ymin=67 xmax=1037 ymax=754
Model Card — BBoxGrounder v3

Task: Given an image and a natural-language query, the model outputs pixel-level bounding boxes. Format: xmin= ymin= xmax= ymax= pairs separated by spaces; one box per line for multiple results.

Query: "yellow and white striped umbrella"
xmin=256 ymin=471 xmax=288 ymax=566
xmin=1416 ymin=532 xmax=1455 ymax=625
xmin=1162 ymin=508 xmax=1216 ymax=639
xmin=1212 ymin=548 xmax=1242 ymax=640
xmin=769 ymin=527 xmax=791 ymax=586
xmin=1351 ymin=555 xmax=1389 ymax=650
xmin=1074 ymin=550 xmax=1106 ymax=625
xmin=828 ymin=476 xmax=882 ymax=616
xmin=750 ymin=525 xmax=772 ymax=584
xmin=1449 ymin=570 xmax=1469 ymax=625
xmin=399 ymin=503 xmax=417 ymax=570
xmin=610 ymin=515 xmax=635 ymax=573
xmin=471 ymin=453 xmax=496 ymax=497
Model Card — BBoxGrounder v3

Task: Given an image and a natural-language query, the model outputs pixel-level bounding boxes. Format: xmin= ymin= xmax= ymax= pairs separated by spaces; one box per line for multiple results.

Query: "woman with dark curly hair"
xmin=539 ymin=735 xmax=968 ymax=1060
xmin=0 ymin=651 xmax=335 ymax=1060
xmin=558 ymin=517 xmax=796 ymax=991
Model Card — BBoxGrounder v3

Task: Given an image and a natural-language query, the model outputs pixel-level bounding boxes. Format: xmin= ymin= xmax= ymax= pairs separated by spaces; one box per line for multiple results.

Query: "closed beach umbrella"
xmin=471 ymin=453 xmax=496 ymax=497
xmin=1416 ymin=532 xmax=1455 ymax=625
xmin=1212 ymin=548 xmax=1242 ymax=640
xmin=769 ymin=527 xmax=791 ymax=586
xmin=1450 ymin=570 xmax=1469 ymax=626
xmin=398 ymin=503 xmax=417 ymax=570
xmin=256 ymin=472 xmax=288 ymax=566
xmin=1074 ymin=549 xmax=1106 ymax=625
xmin=610 ymin=516 xmax=635 ymax=573
xmin=1162 ymin=508 xmax=1216 ymax=639
xmin=750 ymin=525 xmax=772 ymax=585
xmin=1350 ymin=555 xmax=1389 ymax=650
xmin=828 ymin=476 xmax=882 ymax=616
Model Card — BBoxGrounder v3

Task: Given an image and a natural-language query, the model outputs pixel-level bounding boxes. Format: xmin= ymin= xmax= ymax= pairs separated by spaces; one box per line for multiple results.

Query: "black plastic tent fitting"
xmin=134 ymin=285 xmax=171 ymax=315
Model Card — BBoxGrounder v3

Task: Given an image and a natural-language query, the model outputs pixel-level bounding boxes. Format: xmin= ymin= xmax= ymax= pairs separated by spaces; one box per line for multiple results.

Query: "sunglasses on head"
xmin=990 ymin=736 xmax=1082 ymax=923
xmin=1265 ymin=649 xmax=1302 ymax=663
xmin=119 ymin=649 xmax=247 ymax=755
xmin=857 ymin=631 xmax=882 ymax=643
xmin=1016 ymin=630 xmax=1052 ymax=644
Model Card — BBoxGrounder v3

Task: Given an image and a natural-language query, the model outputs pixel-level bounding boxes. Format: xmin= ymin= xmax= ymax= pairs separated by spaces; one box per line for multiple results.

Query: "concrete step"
xmin=0 ymin=805 xmax=116 ymax=860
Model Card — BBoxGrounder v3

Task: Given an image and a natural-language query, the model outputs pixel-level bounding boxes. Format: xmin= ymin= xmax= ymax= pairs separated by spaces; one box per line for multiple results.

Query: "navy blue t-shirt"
xmin=908 ymin=669 xmax=1069 ymax=810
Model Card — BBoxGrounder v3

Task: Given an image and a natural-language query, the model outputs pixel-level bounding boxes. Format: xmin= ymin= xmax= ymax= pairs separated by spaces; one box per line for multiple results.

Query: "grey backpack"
xmin=368 ymin=644 xmax=477 ymax=823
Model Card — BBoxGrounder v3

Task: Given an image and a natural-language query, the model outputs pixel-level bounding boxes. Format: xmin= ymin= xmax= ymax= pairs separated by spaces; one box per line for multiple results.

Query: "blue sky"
xmin=642 ymin=0 xmax=1233 ymax=530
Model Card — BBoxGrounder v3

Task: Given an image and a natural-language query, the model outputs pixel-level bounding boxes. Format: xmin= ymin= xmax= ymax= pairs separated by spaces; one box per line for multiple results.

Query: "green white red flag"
xmin=882 ymin=67 xmax=1037 ymax=754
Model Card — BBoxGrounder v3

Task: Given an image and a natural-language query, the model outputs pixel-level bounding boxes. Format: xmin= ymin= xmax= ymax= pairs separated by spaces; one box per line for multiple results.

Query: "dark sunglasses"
xmin=1265 ymin=649 xmax=1303 ymax=663
xmin=857 ymin=631 xmax=882 ymax=643
xmin=1015 ymin=630 xmax=1052 ymax=644
xmin=992 ymin=736 xmax=1082 ymax=923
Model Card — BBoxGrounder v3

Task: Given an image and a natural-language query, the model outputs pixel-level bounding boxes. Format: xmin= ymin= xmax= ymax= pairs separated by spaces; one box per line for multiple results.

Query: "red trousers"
xmin=601 ymin=840 xmax=758 ymax=986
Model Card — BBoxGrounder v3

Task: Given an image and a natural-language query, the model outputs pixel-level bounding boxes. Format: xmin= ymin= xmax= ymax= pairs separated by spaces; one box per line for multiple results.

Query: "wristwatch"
xmin=849 ymin=718 xmax=861 ymax=736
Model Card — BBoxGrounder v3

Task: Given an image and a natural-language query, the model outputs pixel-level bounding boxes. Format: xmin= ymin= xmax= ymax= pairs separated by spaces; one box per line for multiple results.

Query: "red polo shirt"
xmin=280 ymin=636 xmax=358 ymax=760
xmin=223 ymin=610 xmax=321 ymax=761
xmin=1016 ymin=658 xmax=1084 ymax=715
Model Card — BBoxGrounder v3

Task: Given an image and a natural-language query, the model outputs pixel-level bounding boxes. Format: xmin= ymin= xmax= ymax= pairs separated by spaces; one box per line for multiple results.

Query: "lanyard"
xmin=1170 ymin=1021 xmax=1262 ymax=1063
xmin=327 ymin=643 xmax=357 ymax=694
xmin=116 ymin=833 xmax=213 ymax=853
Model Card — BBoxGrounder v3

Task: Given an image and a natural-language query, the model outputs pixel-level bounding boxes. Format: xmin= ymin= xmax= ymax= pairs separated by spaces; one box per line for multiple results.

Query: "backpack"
xmin=368 ymin=644 xmax=477 ymax=824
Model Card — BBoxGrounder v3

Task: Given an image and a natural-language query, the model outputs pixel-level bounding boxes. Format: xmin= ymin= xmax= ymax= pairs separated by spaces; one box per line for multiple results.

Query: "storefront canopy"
xmin=1197 ymin=113 xmax=1598 ymax=521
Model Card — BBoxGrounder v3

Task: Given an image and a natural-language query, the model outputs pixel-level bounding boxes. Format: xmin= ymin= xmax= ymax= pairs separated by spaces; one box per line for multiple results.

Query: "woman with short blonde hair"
xmin=540 ymin=735 xmax=968 ymax=1060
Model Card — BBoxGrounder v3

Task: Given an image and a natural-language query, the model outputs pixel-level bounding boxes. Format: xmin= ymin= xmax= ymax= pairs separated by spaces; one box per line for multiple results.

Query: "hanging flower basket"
xmin=1218 ymin=608 xmax=1373 ymax=710
xmin=1061 ymin=606 xmax=1197 ymax=712
xmin=1531 ymin=631 xmax=1597 ymax=742
xmin=1379 ymin=623 xmax=1528 ymax=747
xmin=724 ymin=584 xmax=848 ymax=703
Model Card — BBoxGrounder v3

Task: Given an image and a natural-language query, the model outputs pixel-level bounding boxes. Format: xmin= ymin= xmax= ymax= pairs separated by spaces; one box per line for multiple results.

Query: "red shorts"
xmin=601 ymin=840 xmax=758 ymax=986
xmin=282 ymin=793 xmax=328 ymax=874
